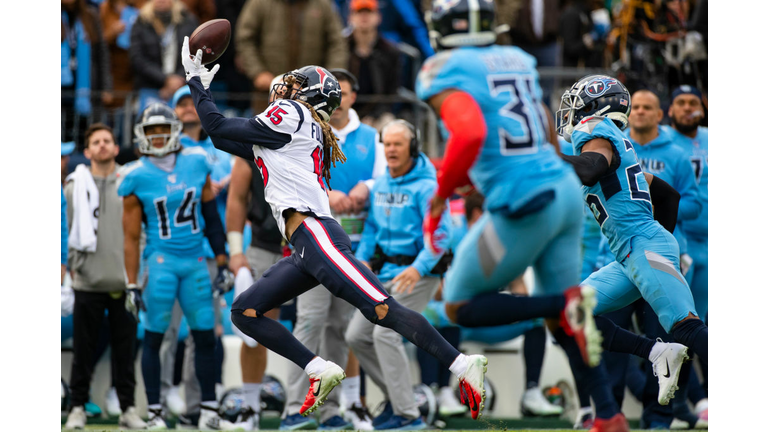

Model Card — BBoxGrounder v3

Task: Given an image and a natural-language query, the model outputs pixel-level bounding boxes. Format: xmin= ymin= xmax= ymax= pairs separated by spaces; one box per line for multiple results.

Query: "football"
xmin=188 ymin=19 xmax=231 ymax=65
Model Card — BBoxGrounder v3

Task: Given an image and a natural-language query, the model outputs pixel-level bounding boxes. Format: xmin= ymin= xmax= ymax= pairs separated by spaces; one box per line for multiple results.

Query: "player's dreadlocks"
xmin=283 ymin=74 xmax=346 ymax=190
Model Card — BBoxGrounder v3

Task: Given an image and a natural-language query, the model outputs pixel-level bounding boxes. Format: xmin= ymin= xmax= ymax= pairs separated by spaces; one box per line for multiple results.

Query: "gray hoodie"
xmin=64 ymin=166 xmax=126 ymax=293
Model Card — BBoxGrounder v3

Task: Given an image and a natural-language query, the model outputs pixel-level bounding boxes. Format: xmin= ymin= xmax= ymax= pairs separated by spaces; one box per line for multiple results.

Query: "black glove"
xmin=125 ymin=284 xmax=146 ymax=321
xmin=213 ymin=265 xmax=235 ymax=297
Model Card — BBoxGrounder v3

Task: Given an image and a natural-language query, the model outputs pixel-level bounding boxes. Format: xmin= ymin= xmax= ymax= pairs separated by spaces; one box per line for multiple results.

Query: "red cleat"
xmin=299 ymin=361 xmax=345 ymax=416
xmin=589 ymin=413 xmax=630 ymax=432
xmin=561 ymin=285 xmax=603 ymax=367
xmin=457 ymin=355 xmax=488 ymax=420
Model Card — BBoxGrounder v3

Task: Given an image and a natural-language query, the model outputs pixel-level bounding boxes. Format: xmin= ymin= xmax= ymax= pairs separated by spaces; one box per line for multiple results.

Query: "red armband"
xmin=436 ymin=91 xmax=487 ymax=199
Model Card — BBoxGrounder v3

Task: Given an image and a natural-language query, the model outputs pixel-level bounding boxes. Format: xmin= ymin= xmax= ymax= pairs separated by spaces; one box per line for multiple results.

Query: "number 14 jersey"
xmin=117 ymin=147 xmax=212 ymax=258
xmin=251 ymin=100 xmax=332 ymax=239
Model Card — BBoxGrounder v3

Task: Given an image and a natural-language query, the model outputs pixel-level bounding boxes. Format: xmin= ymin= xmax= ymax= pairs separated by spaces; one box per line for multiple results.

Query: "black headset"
xmin=381 ymin=119 xmax=420 ymax=158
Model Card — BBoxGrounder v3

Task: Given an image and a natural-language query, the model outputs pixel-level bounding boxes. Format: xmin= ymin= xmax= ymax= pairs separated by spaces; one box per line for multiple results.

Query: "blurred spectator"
xmin=560 ymin=0 xmax=604 ymax=68
xmin=235 ymin=0 xmax=349 ymax=113
xmin=129 ymin=0 xmax=198 ymax=110
xmin=377 ymin=0 xmax=433 ymax=60
xmin=100 ymin=0 xmax=145 ymax=108
xmin=63 ymin=124 xmax=145 ymax=431
xmin=503 ymin=0 xmax=561 ymax=104
xmin=212 ymin=0 xmax=252 ymax=112
xmin=346 ymin=0 xmax=400 ymax=128
xmin=180 ymin=0 xmax=217 ymax=22
xmin=62 ymin=0 xmax=113 ymax=143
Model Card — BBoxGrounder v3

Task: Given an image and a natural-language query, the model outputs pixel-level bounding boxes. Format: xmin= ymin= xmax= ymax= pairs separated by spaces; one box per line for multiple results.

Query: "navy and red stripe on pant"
xmin=231 ymin=216 xmax=461 ymax=369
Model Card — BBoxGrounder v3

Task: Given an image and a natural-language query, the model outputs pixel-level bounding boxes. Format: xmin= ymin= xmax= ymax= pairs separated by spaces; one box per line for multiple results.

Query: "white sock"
xmin=243 ymin=382 xmax=262 ymax=412
xmin=148 ymin=403 xmax=163 ymax=412
xmin=201 ymin=400 xmax=218 ymax=410
xmin=649 ymin=341 xmax=666 ymax=362
xmin=304 ymin=357 xmax=328 ymax=377
xmin=341 ymin=376 xmax=361 ymax=408
xmin=448 ymin=354 xmax=469 ymax=377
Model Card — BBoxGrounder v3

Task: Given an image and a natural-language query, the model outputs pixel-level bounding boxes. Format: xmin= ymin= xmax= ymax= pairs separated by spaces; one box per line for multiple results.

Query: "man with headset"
xmin=345 ymin=119 xmax=452 ymax=430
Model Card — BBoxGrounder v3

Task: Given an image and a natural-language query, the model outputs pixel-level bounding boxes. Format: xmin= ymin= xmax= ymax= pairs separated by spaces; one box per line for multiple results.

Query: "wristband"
xmin=127 ymin=283 xmax=139 ymax=290
xmin=227 ymin=231 xmax=244 ymax=255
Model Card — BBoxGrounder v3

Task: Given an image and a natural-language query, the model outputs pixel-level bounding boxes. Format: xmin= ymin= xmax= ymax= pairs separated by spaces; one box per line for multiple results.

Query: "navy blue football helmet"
xmin=427 ymin=0 xmax=497 ymax=50
xmin=271 ymin=65 xmax=341 ymax=122
xmin=556 ymin=75 xmax=632 ymax=142
xmin=134 ymin=103 xmax=182 ymax=156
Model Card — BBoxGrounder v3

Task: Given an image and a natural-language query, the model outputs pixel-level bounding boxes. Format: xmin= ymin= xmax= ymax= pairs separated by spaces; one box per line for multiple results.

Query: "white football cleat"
xmin=234 ymin=407 xmax=260 ymax=431
xmin=106 ymin=387 xmax=121 ymax=417
xmin=437 ymin=386 xmax=468 ymax=417
xmin=299 ymin=361 xmax=346 ymax=416
xmin=520 ymin=387 xmax=564 ymax=417
xmin=64 ymin=406 xmax=87 ymax=430
xmin=652 ymin=340 xmax=690 ymax=405
xmin=119 ymin=406 xmax=148 ymax=429
xmin=343 ymin=402 xmax=374 ymax=430
xmin=199 ymin=404 xmax=243 ymax=430
xmin=562 ymin=285 xmax=603 ymax=367
xmin=457 ymin=355 xmax=488 ymax=420
xmin=166 ymin=385 xmax=187 ymax=417
xmin=146 ymin=407 xmax=168 ymax=430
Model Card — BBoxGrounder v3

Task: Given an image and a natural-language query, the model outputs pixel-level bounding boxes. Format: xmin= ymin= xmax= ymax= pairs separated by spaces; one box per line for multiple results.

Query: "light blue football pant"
xmin=686 ymin=235 xmax=708 ymax=322
xmin=143 ymin=250 xmax=215 ymax=334
xmin=444 ymin=175 xmax=584 ymax=302
xmin=584 ymin=229 xmax=698 ymax=333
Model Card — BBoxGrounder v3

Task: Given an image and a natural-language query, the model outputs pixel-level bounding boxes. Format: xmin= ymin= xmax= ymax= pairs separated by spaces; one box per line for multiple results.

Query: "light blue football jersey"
xmin=663 ymin=125 xmax=708 ymax=238
xmin=118 ymin=147 xmax=212 ymax=258
xmin=571 ymin=117 xmax=662 ymax=261
xmin=416 ymin=45 xmax=571 ymax=214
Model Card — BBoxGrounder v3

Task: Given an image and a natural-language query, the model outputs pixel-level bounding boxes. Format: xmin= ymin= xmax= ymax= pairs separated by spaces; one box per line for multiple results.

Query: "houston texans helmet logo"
xmin=585 ymin=77 xmax=619 ymax=98
xmin=316 ymin=67 xmax=340 ymax=98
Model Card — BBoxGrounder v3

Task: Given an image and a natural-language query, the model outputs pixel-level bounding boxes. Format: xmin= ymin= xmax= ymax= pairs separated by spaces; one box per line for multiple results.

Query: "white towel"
xmin=67 ymin=164 xmax=100 ymax=252
xmin=232 ymin=267 xmax=259 ymax=348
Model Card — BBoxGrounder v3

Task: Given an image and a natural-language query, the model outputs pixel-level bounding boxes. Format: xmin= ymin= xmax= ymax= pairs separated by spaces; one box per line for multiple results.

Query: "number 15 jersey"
xmin=571 ymin=117 xmax=662 ymax=262
xmin=251 ymin=100 xmax=332 ymax=239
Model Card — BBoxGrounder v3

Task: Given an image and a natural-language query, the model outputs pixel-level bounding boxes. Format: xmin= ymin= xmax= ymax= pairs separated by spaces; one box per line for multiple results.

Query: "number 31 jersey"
xmin=117 ymin=147 xmax=212 ymax=258
xmin=416 ymin=45 xmax=572 ymax=215
xmin=571 ymin=117 xmax=662 ymax=262
xmin=251 ymin=100 xmax=332 ymax=239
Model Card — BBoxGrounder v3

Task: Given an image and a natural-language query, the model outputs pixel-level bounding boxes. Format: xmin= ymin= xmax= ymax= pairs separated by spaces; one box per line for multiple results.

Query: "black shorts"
xmin=231 ymin=216 xmax=390 ymax=322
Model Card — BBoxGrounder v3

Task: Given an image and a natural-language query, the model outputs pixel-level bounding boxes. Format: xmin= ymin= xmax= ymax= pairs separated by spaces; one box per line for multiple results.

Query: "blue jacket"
xmin=356 ymin=154 xmax=451 ymax=282
xmin=329 ymin=122 xmax=378 ymax=194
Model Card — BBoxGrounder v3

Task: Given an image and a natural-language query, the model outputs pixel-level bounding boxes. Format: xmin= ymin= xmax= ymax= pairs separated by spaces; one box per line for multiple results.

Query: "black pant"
xmin=69 ymin=290 xmax=138 ymax=411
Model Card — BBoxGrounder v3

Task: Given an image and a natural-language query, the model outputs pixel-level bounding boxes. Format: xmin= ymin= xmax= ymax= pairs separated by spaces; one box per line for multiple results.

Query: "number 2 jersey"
xmin=416 ymin=45 xmax=572 ymax=215
xmin=571 ymin=116 xmax=662 ymax=261
xmin=117 ymin=147 xmax=212 ymax=258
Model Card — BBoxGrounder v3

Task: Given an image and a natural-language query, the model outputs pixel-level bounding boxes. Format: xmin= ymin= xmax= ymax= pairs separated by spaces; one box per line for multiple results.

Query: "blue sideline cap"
xmin=61 ymin=141 xmax=75 ymax=156
xmin=670 ymin=85 xmax=703 ymax=103
xmin=172 ymin=86 xmax=193 ymax=109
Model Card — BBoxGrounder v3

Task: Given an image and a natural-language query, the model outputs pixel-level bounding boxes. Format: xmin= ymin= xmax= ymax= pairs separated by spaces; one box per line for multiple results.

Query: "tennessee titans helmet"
xmin=134 ymin=103 xmax=183 ymax=156
xmin=271 ymin=65 xmax=341 ymax=122
xmin=427 ymin=0 xmax=497 ymax=50
xmin=556 ymin=75 xmax=632 ymax=142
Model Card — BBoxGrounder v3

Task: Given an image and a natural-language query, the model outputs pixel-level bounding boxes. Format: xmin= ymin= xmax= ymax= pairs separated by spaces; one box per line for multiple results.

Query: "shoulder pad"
xmin=117 ymin=159 xmax=143 ymax=178
xmin=181 ymin=146 xmax=209 ymax=157
xmin=417 ymin=51 xmax=455 ymax=96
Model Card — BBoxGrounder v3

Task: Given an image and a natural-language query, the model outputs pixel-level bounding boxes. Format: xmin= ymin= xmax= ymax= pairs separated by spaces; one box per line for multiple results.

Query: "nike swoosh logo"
xmin=300 ymin=247 xmax=305 ymax=258
xmin=313 ymin=378 xmax=322 ymax=396
xmin=465 ymin=384 xmax=477 ymax=411
xmin=663 ymin=359 xmax=671 ymax=378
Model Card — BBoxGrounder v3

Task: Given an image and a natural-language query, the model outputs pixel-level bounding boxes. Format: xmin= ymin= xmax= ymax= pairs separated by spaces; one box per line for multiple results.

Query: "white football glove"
xmin=181 ymin=36 xmax=220 ymax=89
xmin=680 ymin=253 xmax=693 ymax=277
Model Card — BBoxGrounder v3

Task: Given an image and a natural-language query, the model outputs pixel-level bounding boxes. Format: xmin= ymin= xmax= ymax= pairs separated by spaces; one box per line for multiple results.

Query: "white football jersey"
xmin=251 ymin=100 xmax=332 ymax=238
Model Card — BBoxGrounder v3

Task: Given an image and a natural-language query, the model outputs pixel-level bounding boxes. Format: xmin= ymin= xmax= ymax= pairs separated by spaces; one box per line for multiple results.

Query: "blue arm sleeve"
xmin=61 ymin=187 xmax=68 ymax=266
xmin=188 ymin=77 xmax=292 ymax=156
xmin=411 ymin=185 xmax=451 ymax=276
xmin=674 ymin=157 xmax=703 ymax=221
